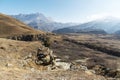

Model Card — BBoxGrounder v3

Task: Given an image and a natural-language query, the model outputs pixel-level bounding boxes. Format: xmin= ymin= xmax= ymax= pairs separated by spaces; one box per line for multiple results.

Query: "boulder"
xmin=55 ymin=62 xmax=71 ymax=70
xmin=6 ymin=63 xmax=13 ymax=67
xmin=93 ymin=65 xmax=120 ymax=78
xmin=35 ymin=47 xmax=55 ymax=66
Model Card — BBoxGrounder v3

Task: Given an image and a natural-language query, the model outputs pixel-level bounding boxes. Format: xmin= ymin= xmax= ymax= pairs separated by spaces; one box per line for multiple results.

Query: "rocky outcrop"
xmin=7 ymin=33 xmax=53 ymax=47
xmin=7 ymin=34 xmax=47 ymax=41
xmin=35 ymin=47 xmax=55 ymax=66
xmin=92 ymin=65 xmax=120 ymax=78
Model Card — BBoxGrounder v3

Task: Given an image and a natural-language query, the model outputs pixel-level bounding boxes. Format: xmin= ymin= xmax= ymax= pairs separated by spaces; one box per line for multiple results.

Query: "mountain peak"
xmin=53 ymin=16 xmax=120 ymax=34
xmin=11 ymin=13 xmax=53 ymax=24
xmin=11 ymin=13 xmax=77 ymax=32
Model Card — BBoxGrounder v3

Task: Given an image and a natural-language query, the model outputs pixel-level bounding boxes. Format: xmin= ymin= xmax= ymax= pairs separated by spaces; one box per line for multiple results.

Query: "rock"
xmin=56 ymin=58 xmax=61 ymax=62
xmin=107 ymin=70 xmax=118 ymax=78
xmin=115 ymin=70 xmax=120 ymax=78
xmin=30 ymin=68 xmax=35 ymax=72
xmin=80 ymin=65 xmax=88 ymax=71
xmin=85 ymin=70 xmax=95 ymax=75
xmin=6 ymin=63 xmax=13 ymax=67
xmin=24 ymin=53 xmax=32 ymax=60
xmin=55 ymin=62 xmax=71 ymax=70
xmin=7 ymin=34 xmax=50 ymax=42
xmin=92 ymin=65 xmax=120 ymax=78
xmin=35 ymin=47 xmax=55 ymax=66
xmin=0 ymin=46 xmax=6 ymax=50
xmin=70 ymin=62 xmax=88 ymax=71
xmin=20 ymin=60 xmax=28 ymax=67
xmin=75 ymin=58 xmax=89 ymax=63
xmin=28 ymin=53 xmax=32 ymax=58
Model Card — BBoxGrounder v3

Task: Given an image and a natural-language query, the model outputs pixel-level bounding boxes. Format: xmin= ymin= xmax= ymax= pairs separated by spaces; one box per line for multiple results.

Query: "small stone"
xmin=85 ymin=70 xmax=94 ymax=75
xmin=80 ymin=65 xmax=88 ymax=71
xmin=31 ymin=68 xmax=35 ymax=72
xmin=6 ymin=63 xmax=13 ymax=67
xmin=55 ymin=62 xmax=71 ymax=70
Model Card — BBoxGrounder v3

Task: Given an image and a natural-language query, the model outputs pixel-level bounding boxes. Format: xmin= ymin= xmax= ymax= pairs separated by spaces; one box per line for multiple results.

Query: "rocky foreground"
xmin=0 ymin=38 xmax=111 ymax=80
xmin=0 ymin=34 xmax=119 ymax=80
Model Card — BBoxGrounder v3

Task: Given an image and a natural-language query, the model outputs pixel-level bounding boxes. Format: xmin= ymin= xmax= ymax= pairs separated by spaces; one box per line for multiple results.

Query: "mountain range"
xmin=11 ymin=13 xmax=120 ymax=35
xmin=53 ymin=17 xmax=120 ymax=34
xmin=11 ymin=13 xmax=77 ymax=32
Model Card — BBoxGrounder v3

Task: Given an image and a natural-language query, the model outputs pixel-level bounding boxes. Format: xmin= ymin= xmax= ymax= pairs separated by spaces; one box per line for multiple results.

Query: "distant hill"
xmin=53 ymin=17 xmax=120 ymax=34
xmin=53 ymin=28 xmax=107 ymax=34
xmin=114 ymin=30 xmax=120 ymax=35
xmin=11 ymin=13 xmax=77 ymax=32
xmin=0 ymin=13 xmax=44 ymax=37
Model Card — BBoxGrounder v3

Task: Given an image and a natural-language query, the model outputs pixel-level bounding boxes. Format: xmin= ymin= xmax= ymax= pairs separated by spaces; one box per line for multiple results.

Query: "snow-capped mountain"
xmin=11 ymin=13 xmax=77 ymax=32
xmin=53 ymin=17 xmax=120 ymax=34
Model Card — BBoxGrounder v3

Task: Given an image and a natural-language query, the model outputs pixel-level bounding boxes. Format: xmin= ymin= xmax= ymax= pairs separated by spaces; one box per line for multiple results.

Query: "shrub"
xmin=43 ymin=37 xmax=52 ymax=47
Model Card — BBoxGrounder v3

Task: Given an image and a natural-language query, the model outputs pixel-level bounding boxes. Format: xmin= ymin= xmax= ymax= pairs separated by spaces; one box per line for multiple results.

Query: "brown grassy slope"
xmin=50 ymin=34 xmax=120 ymax=70
xmin=0 ymin=38 xmax=106 ymax=80
xmin=0 ymin=38 xmax=48 ymax=70
xmin=61 ymin=34 xmax=120 ymax=68
xmin=0 ymin=13 xmax=44 ymax=37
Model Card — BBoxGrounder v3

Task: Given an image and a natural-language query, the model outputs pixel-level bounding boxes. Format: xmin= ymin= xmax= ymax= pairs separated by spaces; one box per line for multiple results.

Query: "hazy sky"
xmin=0 ymin=0 xmax=120 ymax=23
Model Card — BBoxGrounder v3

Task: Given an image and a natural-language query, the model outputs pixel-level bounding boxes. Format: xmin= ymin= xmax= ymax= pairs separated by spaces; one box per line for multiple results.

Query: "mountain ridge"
xmin=11 ymin=13 xmax=78 ymax=32
xmin=53 ymin=17 xmax=120 ymax=34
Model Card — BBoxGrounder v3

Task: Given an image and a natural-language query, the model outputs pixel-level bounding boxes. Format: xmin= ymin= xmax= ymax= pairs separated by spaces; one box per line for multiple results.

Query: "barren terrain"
xmin=0 ymin=38 xmax=107 ymax=80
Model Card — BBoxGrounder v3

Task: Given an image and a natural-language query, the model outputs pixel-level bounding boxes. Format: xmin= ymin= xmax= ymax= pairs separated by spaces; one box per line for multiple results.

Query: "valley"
xmin=1 ymin=0 xmax=120 ymax=80
xmin=11 ymin=13 xmax=77 ymax=32
xmin=0 ymin=36 xmax=107 ymax=80
xmin=0 ymin=33 xmax=120 ymax=80
xmin=0 ymin=13 xmax=120 ymax=80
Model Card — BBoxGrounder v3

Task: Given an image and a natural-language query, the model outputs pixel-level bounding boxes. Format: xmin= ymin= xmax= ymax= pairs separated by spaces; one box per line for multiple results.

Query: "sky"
xmin=0 ymin=0 xmax=120 ymax=23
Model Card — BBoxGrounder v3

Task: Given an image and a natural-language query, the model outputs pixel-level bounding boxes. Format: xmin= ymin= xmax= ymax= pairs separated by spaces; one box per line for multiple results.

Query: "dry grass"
xmin=0 ymin=13 xmax=44 ymax=37
xmin=0 ymin=67 xmax=106 ymax=80
xmin=63 ymin=34 xmax=120 ymax=70
xmin=0 ymin=38 xmax=43 ymax=69
xmin=0 ymin=38 xmax=107 ymax=80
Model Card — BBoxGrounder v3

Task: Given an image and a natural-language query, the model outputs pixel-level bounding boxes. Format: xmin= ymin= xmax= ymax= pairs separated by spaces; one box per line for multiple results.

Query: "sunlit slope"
xmin=0 ymin=13 xmax=44 ymax=37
